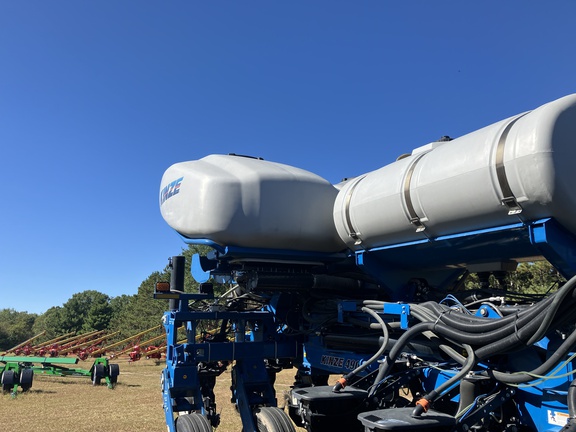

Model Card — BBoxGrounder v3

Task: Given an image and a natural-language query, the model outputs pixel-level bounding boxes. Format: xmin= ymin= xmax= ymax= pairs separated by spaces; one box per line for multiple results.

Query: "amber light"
xmin=155 ymin=281 xmax=171 ymax=292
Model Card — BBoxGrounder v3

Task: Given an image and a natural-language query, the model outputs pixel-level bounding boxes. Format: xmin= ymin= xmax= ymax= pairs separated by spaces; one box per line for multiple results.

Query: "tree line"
xmin=0 ymin=248 xmax=566 ymax=351
xmin=0 ymin=245 xmax=209 ymax=351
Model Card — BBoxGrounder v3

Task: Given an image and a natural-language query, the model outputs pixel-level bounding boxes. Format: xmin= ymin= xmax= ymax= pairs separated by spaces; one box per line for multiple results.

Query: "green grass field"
xmin=0 ymin=359 xmax=305 ymax=431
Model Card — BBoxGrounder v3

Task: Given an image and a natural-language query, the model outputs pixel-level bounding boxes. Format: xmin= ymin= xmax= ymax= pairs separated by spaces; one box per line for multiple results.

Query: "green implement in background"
xmin=1 ymin=355 xmax=119 ymax=396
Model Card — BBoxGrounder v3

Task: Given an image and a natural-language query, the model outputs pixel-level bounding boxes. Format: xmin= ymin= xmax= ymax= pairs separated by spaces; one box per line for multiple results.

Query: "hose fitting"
xmin=412 ymin=398 xmax=431 ymax=417
xmin=332 ymin=376 xmax=348 ymax=393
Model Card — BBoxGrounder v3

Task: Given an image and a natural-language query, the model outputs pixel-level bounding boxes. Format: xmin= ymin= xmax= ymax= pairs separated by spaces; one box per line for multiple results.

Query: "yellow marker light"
xmin=155 ymin=281 xmax=171 ymax=292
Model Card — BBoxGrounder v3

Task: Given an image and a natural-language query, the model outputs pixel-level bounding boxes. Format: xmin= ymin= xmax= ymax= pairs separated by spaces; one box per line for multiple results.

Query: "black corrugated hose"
xmin=561 ymin=379 xmax=576 ymax=431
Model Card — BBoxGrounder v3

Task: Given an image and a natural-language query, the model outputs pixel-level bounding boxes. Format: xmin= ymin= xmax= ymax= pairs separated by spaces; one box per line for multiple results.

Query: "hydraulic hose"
xmin=369 ymin=298 xmax=550 ymax=345
xmin=439 ymin=274 xmax=576 ymax=337
xmin=363 ymin=275 xmax=576 ymax=398
xmin=421 ymin=297 xmax=553 ymax=333
xmin=368 ymin=313 xmax=571 ymax=396
xmin=366 ymin=321 xmax=476 ymax=400
xmin=417 ymin=277 xmax=576 ymax=357
xmin=369 ymin=300 xmax=538 ymax=346
xmin=346 ymin=316 xmax=401 ymax=330
xmin=525 ymin=275 xmax=576 ymax=346
xmin=371 ymin=297 xmax=552 ymax=349
xmin=568 ymin=379 xmax=576 ymax=419
xmin=431 ymin=301 xmax=540 ymax=330
xmin=433 ymin=313 xmax=542 ymax=352
xmin=561 ymin=380 xmax=576 ymax=431
xmin=332 ymin=307 xmax=389 ymax=392
xmin=485 ymin=326 xmax=576 ymax=384
xmin=473 ymin=311 xmax=554 ymax=359
xmin=561 ymin=420 xmax=576 ymax=431
xmin=472 ymin=289 xmax=576 ymax=359
xmin=412 ymin=344 xmax=476 ymax=417
xmin=368 ymin=322 xmax=437 ymax=398
xmin=438 ymin=343 xmax=467 ymax=365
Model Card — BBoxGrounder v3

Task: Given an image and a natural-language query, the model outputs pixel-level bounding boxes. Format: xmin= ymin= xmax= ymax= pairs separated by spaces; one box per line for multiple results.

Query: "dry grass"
xmin=0 ymin=358 xmax=306 ymax=431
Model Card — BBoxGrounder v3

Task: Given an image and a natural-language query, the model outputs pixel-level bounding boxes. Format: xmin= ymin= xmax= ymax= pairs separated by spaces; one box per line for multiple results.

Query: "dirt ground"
xmin=0 ymin=359 xmax=305 ymax=432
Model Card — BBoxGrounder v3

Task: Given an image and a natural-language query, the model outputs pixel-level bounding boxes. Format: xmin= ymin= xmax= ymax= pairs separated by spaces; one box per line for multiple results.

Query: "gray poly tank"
xmin=159 ymin=154 xmax=345 ymax=252
xmin=333 ymin=94 xmax=576 ymax=250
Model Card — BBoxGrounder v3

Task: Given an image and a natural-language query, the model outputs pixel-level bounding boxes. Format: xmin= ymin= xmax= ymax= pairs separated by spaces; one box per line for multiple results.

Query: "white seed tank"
xmin=159 ymin=154 xmax=344 ymax=252
xmin=333 ymin=94 xmax=576 ymax=250
xmin=160 ymin=94 xmax=576 ymax=254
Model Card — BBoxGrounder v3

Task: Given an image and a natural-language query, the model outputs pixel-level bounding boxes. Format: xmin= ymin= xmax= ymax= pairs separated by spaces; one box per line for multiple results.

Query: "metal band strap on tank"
xmin=343 ymin=176 xmax=366 ymax=245
xmin=495 ymin=113 xmax=529 ymax=216
xmin=403 ymin=152 xmax=428 ymax=233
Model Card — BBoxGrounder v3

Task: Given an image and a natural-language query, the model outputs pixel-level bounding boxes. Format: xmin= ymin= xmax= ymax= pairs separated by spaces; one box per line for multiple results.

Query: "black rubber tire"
xmin=108 ymin=363 xmax=120 ymax=384
xmin=19 ymin=369 xmax=34 ymax=391
xmin=108 ymin=363 xmax=120 ymax=377
xmin=92 ymin=364 xmax=106 ymax=386
xmin=175 ymin=413 xmax=212 ymax=432
xmin=254 ymin=407 xmax=296 ymax=432
xmin=1 ymin=370 xmax=16 ymax=393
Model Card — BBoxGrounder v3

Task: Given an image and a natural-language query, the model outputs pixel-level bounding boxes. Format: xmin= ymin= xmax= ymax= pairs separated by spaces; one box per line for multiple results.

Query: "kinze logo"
xmin=320 ymin=355 xmax=360 ymax=371
xmin=160 ymin=177 xmax=183 ymax=205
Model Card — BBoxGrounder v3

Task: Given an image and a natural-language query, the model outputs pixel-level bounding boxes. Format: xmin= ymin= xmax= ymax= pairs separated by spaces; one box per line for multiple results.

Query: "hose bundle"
xmin=364 ymin=274 xmax=576 ymax=390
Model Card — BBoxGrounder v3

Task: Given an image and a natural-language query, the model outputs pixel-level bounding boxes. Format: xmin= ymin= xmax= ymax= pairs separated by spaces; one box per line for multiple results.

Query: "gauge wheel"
xmin=175 ymin=413 xmax=212 ymax=432
xmin=254 ymin=407 xmax=296 ymax=432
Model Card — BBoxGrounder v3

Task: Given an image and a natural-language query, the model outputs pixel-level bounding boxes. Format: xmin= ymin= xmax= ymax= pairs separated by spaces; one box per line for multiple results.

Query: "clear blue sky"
xmin=1 ymin=1 xmax=575 ymax=314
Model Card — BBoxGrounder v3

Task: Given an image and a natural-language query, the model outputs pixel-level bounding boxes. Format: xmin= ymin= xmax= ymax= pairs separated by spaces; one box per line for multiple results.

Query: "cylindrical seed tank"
xmin=159 ymin=154 xmax=344 ymax=252
xmin=333 ymin=94 xmax=576 ymax=250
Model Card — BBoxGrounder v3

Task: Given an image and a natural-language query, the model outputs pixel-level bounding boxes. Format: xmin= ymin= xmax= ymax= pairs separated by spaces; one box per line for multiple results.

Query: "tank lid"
xmin=411 ymin=140 xmax=449 ymax=155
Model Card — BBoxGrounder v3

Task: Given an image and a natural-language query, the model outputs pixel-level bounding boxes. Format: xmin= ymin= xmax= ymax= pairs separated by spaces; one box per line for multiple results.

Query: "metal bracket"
xmin=501 ymin=196 xmax=523 ymax=215
xmin=409 ymin=217 xmax=427 ymax=233
xmin=383 ymin=303 xmax=411 ymax=329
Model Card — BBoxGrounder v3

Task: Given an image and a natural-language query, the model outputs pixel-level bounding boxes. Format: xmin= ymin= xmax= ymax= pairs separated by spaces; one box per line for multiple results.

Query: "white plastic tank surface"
xmin=159 ymin=154 xmax=345 ymax=252
xmin=333 ymin=94 xmax=576 ymax=250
